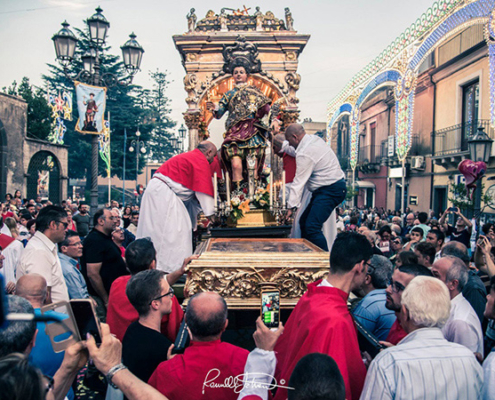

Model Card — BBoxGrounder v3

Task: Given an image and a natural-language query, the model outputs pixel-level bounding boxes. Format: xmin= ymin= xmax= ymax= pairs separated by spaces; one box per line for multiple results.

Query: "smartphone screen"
xmin=261 ymin=290 xmax=280 ymax=328
xmin=70 ymin=300 xmax=102 ymax=344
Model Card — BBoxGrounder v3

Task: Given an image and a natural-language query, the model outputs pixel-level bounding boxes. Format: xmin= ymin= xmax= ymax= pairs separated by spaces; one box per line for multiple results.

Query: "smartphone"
xmin=448 ymin=207 xmax=458 ymax=213
xmin=171 ymin=320 xmax=190 ymax=355
xmin=70 ymin=299 xmax=102 ymax=344
xmin=261 ymin=289 xmax=280 ymax=329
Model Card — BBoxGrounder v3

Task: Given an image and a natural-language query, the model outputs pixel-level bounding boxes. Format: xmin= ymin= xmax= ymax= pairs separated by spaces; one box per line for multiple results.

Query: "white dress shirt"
xmin=442 ymin=292 xmax=484 ymax=356
xmin=1 ymin=239 xmax=23 ymax=284
xmin=483 ymin=350 xmax=495 ymax=400
xmin=17 ymin=231 xmax=69 ymax=303
xmin=284 ymin=135 xmax=345 ymax=209
xmin=360 ymin=327 xmax=483 ymax=400
xmin=237 ymin=348 xmax=277 ymax=400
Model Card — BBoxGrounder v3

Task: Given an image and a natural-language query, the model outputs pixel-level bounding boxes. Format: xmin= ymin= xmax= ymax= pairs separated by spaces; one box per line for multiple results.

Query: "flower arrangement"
xmin=229 ymin=183 xmax=270 ymax=222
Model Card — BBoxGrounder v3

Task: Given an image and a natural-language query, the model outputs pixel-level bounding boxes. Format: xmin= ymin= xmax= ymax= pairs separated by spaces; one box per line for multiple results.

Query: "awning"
xmin=355 ymin=181 xmax=375 ymax=189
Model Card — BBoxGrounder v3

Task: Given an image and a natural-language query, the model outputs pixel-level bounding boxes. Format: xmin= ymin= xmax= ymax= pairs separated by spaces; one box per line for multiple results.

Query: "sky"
xmin=0 ymin=0 xmax=437 ymax=147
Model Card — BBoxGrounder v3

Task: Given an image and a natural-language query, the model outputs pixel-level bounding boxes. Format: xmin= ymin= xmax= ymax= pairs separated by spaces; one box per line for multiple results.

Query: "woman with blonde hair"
xmin=4 ymin=217 xmax=19 ymax=240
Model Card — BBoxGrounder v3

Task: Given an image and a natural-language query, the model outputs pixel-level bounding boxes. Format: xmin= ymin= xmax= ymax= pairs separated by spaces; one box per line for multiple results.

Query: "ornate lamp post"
xmin=129 ymin=129 xmax=147 ymax=191
xmin=51 ymin=7 xmax=144 ymax=218
xmin=468 ymin=126 xmax=493 ymax=239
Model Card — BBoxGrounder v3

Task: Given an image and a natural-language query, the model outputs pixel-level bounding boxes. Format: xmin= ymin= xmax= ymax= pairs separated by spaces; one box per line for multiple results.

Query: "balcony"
xmin=358 ymin=145 xmax=384 ymax=173
xmin=432 ymin=120 xmax=494 ymax=164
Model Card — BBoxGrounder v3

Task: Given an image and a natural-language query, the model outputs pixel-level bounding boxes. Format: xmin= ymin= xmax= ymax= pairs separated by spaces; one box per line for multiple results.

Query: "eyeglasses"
xmin=149 ymin=287 xmax=174 ymax=304
xmin=57 ymin=221 xmax=69 ymax=229
xmin=388 ymin=278 xmax=406 ymax=293
xmin=67 ymin=241 xmax=83 ymax=247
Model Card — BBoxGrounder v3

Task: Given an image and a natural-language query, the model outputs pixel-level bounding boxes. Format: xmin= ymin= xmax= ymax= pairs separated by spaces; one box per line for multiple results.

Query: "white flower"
xmin=231 ymin=197 xmax=241 ymax=207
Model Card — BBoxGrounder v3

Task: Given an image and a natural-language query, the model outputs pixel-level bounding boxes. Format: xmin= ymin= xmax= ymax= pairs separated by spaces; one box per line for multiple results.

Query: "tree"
xmin=2 ymin=77 xmax=52 ymax=141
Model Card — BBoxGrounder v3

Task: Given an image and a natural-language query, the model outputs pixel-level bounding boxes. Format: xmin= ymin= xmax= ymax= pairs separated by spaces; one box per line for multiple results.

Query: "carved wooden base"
xmin=227 ymin=209 xmax=277 ymax=227
xmin=184 ymin=238 xmax=329 ymax=309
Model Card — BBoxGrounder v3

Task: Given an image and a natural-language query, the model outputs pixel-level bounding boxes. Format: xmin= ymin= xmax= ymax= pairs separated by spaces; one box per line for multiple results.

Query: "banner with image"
xmin=74 ymin=81 xmax=107 ymax=134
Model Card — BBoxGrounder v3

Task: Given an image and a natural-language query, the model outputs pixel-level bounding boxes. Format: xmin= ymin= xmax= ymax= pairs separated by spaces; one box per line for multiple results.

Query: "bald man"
xmin=284 ymin=124 xmax=346 ymax=251
xmin=137 ymin=141 xmax=217 ymax=272
xmin=15 ymin=274 xmax=67 ymax=377
xmin=149 ymin=292 xmax=249 ymax=400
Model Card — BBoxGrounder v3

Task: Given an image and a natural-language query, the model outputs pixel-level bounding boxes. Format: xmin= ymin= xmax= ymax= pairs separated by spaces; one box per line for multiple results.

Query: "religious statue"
xmin=83 ymin=93 xmax=98 ymax=132
xmin=285 ymin=7 xmax=294 ymax=31
xmin=220 ymin=9 xmax=228 ymax=32
xmin=255 ymin=7 xmax=263 ymax=31
xmin=206 ymin=61 xmax=271 ymax=188
xmin=187 ymin=8 xmax=197 ymax=33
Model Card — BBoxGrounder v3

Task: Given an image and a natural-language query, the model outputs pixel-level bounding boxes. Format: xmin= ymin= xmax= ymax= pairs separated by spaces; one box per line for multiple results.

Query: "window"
xmin=461 ymin=80 xmax=479 ymax=147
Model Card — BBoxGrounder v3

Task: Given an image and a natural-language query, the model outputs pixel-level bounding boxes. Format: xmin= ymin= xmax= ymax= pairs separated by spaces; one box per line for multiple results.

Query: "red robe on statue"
xmin=106 ymin=275 xmax=183 ymax=342
xmin=273 ymin=281 xmax=366 ymax=400
xmin=148 ymin=340 xmax=249 ymax=400
xmin=156 ymin=148 xmax=214 ymax=197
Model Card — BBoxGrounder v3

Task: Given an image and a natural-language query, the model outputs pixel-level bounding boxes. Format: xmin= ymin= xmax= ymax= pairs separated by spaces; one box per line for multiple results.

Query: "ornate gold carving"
xmin=183 ymin=111 xmax=201 ymax=130
xmin=205 ymin=10 xmax=215 ymax=19
xmin=280 ymin=109 xmax=300 ymax=129
xmin=285 ymin=51 xmax=297 ymax=61
xmin=183 ymin=73 xmax=197 ymax=91
xmin=285 ymin=72 xmax=301 ymax=90
xmin=185 ymin=53 xmax=198 ymax=62
xmin=223 ymin=36 xmax=262 ymax=74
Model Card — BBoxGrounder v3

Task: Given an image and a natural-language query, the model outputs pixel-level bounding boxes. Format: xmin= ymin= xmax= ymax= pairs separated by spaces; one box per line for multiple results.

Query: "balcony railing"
xmin=432 ymin=120 xmax=494 ymax=157
xmin=358 ymin=145 xmax=383 ymax=165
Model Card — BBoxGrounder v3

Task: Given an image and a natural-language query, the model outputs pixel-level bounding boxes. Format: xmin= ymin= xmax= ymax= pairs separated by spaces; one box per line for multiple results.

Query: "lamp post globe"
xmin=81 ymin=48 xmax=97 ymax=74
xmin=52 ymin=21 xmax=78 ymax=66
xmin=121 ymin=33 xmax=145 ymax=75
xmin=178 ymin=123 xmax=187 ymax=139
xmin=468 ymin=127 xmax=493 ymax=163
xmin=86 ymin=6 xmax=110 ymax=44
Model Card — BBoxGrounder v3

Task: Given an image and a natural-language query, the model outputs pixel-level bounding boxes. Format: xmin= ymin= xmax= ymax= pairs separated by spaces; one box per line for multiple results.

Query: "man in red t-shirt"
xmin=382 ymin=263 xmax=433 ymax=346
xmin=107 ymin=238 xmax=192 ymax=342
xmin=149 ymin=292 xmax=249 ymax=400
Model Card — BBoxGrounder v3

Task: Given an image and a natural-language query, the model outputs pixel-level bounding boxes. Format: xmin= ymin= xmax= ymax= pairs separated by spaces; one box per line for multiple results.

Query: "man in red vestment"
xmin=137 ymin=141 xmax=216 ymax=272
xmin=107 ymin=238 xmax=189 ymax=342
xmin=273 ymin=232 xmax=372 ymax=400
xmin=148 ymin=292 xmax=249 ymax=400
xmin=382 ymin=263 xmax=433 ymax=346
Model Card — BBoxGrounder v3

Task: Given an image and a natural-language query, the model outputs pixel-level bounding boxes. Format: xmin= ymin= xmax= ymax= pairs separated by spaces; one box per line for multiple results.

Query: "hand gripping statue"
xmin=206 ymin=59 xmax=271 ymax=188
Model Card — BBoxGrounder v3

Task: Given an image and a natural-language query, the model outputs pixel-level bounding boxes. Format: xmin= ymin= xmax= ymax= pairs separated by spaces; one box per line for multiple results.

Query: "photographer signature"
xmin=202 ymin=369 xmax=294 ymax=394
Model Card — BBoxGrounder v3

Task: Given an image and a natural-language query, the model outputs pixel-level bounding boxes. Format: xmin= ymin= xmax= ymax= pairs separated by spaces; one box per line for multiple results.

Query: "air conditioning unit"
xmin=411 ymin=156 xmax=425 ymax=170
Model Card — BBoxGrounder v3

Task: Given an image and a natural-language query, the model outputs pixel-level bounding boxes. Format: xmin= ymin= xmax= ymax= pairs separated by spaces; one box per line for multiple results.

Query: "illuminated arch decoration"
xmin=327 ymin=103 xmax=353 ymax=131
xmin=327 ymin=0 xmax=495 ymax=171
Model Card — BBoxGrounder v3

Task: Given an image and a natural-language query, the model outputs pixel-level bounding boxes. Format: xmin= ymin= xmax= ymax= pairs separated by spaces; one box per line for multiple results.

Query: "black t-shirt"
xmin=73 ymin=213 xmax=91 ymax=237
xmin=447 ymin=225 xmax=471 ymax=248
xmin=122 ymin=321 xmax=172 ymax=383
xmin=81 ymin=229 xmax=128 ymax=295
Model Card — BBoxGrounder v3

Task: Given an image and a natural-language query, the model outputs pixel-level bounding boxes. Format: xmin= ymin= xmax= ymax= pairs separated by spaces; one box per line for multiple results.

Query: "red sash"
xmin=0 ymin=234 xmax=15 ymax=250
xmin=156 ymin=149 xmax=214 ymax=197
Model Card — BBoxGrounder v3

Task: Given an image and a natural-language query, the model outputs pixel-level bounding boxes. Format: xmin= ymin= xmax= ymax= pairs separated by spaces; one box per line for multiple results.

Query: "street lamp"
xmin=468 ymin=126 xmax=493 ymax=239
xmin=129 ymin=129 xmax=147 ymax=193
xmin=178 ymin=124 xmax=187 ymax=140
xmin=51 ymin=7 xmax=144 ymax=219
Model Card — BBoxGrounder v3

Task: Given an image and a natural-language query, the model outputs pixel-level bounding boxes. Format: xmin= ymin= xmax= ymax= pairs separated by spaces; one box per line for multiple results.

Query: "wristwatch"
xmin=106 ymin=363 xmax=127 ymax=389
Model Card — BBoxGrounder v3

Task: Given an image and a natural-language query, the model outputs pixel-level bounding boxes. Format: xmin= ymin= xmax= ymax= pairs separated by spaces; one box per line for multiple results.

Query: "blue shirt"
xmin=352 ymin=288 xmax=396 ymax=341
xmin=59 ymin=253 xmax=89 ymax=299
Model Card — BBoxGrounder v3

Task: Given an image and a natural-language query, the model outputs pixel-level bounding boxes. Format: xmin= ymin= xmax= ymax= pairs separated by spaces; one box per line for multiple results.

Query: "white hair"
xmin=401 ymin=276 xmax=451 ymax=329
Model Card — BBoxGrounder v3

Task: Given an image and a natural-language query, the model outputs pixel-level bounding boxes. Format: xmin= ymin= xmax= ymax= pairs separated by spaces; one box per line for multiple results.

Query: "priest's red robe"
xmin=148 ymin=340 xmax=249 ymax=400
xmin=106 ymin=275 xmax=183 ymax=342
xmin=273 ymin=281 xmax=366 ymax=400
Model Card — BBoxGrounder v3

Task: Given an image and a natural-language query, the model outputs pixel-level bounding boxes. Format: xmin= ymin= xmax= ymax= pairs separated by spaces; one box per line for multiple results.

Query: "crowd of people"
xmin=0 ymin=190 xmax=495 ymax=399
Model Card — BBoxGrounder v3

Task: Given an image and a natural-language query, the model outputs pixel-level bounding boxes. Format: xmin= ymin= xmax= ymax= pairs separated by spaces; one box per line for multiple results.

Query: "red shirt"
xmin=2 ymin=211 xmax=14 ymax=221
xmin=148 ymin=340 xmax=249 ymax=400
xmin=283 ymin=154 xmax=296 ymax=184
xmin=274 ymin=281 xmax=367 ymax=400
xmin=106 ymin=275 xmax=183 ymax=342
xmin=386 ymin=318 xmax=407 ymax=345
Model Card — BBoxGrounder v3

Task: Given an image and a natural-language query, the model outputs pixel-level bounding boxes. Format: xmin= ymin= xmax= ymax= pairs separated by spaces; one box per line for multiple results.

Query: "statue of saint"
xmin=187 ymin=8 xmax=197 ymax=32
xmin=206 ymin=62 xmax=271 ymax=187
xmin=285 ymin=7 xmax=294 ymax=31
xmin=255 ymin=7 xmax=263 ymax=31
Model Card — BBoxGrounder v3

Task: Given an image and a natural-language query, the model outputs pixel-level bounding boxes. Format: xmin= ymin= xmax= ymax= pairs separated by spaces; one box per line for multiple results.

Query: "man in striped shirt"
xmin=360 ymin=276 xmax=483 ymax=400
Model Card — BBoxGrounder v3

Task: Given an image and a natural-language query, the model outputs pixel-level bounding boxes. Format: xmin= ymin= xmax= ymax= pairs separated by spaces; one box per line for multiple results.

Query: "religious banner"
xmin=47 ymin=90 xmax=72 ymax=144
xmin=99 ymin=113 xmax=111 ymax=173
xmin=74 ymin=81 xmax=107 ymax=134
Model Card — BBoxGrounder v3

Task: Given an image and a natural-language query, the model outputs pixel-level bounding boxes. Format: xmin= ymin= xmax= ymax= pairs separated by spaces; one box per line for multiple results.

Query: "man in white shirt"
xmin=360 ymin=276 xmax=483 ymax=400
xmin=432 ymin=255 xmax=484 ymax=356
xmin=17 ymin=205 xmax=69 ymax=304
xmin=284 ymin=124 xmax=346 ymax=251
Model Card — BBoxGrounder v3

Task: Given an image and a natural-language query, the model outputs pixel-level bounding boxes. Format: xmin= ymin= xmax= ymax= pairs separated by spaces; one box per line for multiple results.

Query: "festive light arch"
xmin=327 ymin=0 xmax=495 ymax=170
